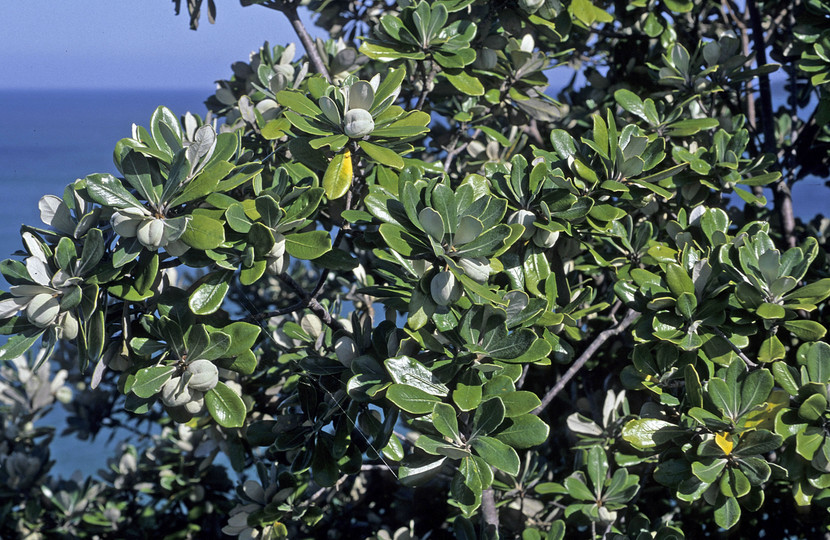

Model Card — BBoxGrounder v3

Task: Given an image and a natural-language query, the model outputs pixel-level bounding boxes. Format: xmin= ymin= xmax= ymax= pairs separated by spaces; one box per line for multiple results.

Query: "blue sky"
xmin=2 ymin=1 xmax=321 ymax=90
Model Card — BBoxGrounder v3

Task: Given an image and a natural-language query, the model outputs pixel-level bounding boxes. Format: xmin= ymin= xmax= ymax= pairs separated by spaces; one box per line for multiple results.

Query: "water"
xmin=0 ymin=89 xmax=208 ymax=477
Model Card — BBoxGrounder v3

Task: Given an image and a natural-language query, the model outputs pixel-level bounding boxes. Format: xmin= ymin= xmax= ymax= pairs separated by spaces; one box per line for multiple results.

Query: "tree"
xmin=2 ymin=0 xmax=830 ymax=537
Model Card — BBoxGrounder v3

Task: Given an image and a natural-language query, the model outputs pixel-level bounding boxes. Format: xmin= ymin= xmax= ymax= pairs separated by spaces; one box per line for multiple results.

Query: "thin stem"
xmin=415 ymin=61 xmax=438 ymax=110
xmin=712 ymin=327 xmax=758 ymax=368
xmin=533 ymin=310 xmax=638 ymax=415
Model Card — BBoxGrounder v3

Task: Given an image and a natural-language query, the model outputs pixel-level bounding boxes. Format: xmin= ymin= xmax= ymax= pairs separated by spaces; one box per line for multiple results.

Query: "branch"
xmin=533 ymin=310 xmax=638 ymax=415
xmin=262 ymin=1 xmax=331 ymax=81
xmin=746 ymin=0 xmax=796 ymax=247
xmin=481 ymin=487 xmax=499 ymax=536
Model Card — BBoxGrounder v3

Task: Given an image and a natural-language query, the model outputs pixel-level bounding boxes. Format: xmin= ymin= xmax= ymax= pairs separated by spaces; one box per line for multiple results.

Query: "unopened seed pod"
xmin=533 ymin=228 xmax=560 ymax=249
xmin=343 ymin=109 xmax=375 ymax=138
xmin=185 ymin=359 xmax=219 ymax=392
xmin=160 ymin=376 xmax=192 ymax=407
xmin=508 ymin=209 xmax=536 ymax=240
xmin=57 ymin=312 xmax=79 ymax=340
xmin=137 ymin=217 xmax=166 ymax=250
xmin=184 ymin=391 xmax=205 ymax=414
xmin=26 ymin=293 xmax=60 ymax=328
xmin=111 ymin=209 xmax=145 ymax=237
xmin=430 ymin=271 xmax=459 ymax=306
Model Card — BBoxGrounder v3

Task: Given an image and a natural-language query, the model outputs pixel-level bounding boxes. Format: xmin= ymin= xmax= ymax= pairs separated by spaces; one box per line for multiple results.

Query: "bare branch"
xmin=261 ymin=1 xmax=331 ymax=81
xmin=481 ymin=487 xmax=499 ymax=536
xmin=533 ymin=310 xmax=638 ymax=415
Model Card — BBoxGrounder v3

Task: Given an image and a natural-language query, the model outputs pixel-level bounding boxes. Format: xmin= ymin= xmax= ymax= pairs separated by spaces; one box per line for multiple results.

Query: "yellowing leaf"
xmin=323 ymin=149 xmax=353 ymax=200
xmin=742 ymin=389 xmax=790 ymax=431
xmin=715 ymin=432 xmax=734 ymax=455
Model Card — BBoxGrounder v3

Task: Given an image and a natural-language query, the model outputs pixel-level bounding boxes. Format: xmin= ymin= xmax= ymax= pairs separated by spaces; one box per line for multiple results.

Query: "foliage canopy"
xmin=3 ymin=0 xmax=830 ymax=538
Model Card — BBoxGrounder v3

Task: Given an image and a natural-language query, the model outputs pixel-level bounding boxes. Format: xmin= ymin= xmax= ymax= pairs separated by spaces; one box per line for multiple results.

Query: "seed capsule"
xmin=343 ymin=109 xmax=375 ymax=138
xmin=185 ymin=359 xmax=219 ymax=392
xmin=160 ymin=376 xmax=192 ymax=407
xmin=533 ymin=229 xmax=560 ymax=248
xmin=508 ymin=209 xmax=536 ymax=240
xmin=137 ymin=217 xmax=166 ymax=250
xmin=26 ymin=293 xmax=60 ymax=328
xmin=431 ymin=271 xmax=459 ymax=306
xmin=184 ymin=391 xmax=205 ymax=414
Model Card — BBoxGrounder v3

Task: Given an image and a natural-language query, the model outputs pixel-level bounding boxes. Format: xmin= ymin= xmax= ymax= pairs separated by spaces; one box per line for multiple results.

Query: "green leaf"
xmin=621 ymin=418 xmax=685 ymax=449
xmin=275 ymin=89 xmax=324 ymax=117
xmin=398 ymin=453 xmax=446 ymax=487
xmin=0 ymin=330 xmax=45 ymax=361
xmin=470 ymin=436 xmax=520 ymax=475
xmin=799 ymin=393 xmax=827 ymax=422
xmin=285 ymin=230 xmax=332 ymax=260
xmin=757 ymin=302 xmax=786 ymax=319
xmin=665 ymin=263 xmax=694 ymax=297
xmin=692 ymin=458 xmax=727 ymax=484
xmin=452 ymin=370 xmax=483 ymax=411
xmin=205 ymin=381 xmax=247 ymax=428
xmin=386 ymin=383 xmax=441 ymax=414
xmin=500 ymin=391 xmax=542 ymax=417
xmin=323 ymin=150 xmax=353 ymax=200
xmin=758 ymin=335 xmax=786 ymax=363
xmin=586 ymin=445 xmax=608 ymax=492
xmin=740 ymin=368 xmax=773 ymax=412
xmin=359 ymin=141 xmax=404 ymax=169
xmin=713 ymin=495 xmax=741 ymax=530
xmin=433 ymin=402 xmax=460 ymax=442
xmin=444 ymin=70 xmax=485 ymax=96
xmin=467 ymin=397 xmax=503 ymax=438
xmin=783 ymin=320 xmax=826 ymax=341
xmin=807 ymin=342 xmax=830 ymax=383
xmin=495 ymin=414 xmax=550 ymax=449
xmin=180 ymin=213 xmax=225 ymax=250
xmin=225 ymin=203 xmax=252 ymax=233
xmin=85 ymin=173 xmax=144 ymax=210
xmin=188 ymin=270 xmax=232 ymax=315
xmin=563 ymin=474 xmax=595 ymax=501
xmin=169 ymin=161 xmax=231 ymax=207
xmin=385 ymin=356 xmax=449 ymax=396
xmin=120 ymin=150 xmax=159 ymax=206
xmin=132 ymin=366 xmax=175 ymax=398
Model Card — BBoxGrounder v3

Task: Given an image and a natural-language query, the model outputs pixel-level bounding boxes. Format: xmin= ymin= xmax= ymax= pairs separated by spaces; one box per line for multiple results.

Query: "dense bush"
xmin=2 ymin=0 xmax=830 ymax=537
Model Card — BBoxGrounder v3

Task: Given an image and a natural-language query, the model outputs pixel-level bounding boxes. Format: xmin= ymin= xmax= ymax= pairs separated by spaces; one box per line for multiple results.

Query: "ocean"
xmin=0 ymin=88 xmax=828 ymax=478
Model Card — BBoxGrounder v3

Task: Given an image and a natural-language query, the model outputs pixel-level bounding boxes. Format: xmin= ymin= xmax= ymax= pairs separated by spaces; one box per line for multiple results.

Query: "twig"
xmin=415 ymin=61 xmax=438 ymax=111
xmin=481 ymin=487 xmax=499 ymax=536
xmin=712 ymin=327 xmax=758 ymax=368
xmin=533 ymin=310 xmax=638 ymax=415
